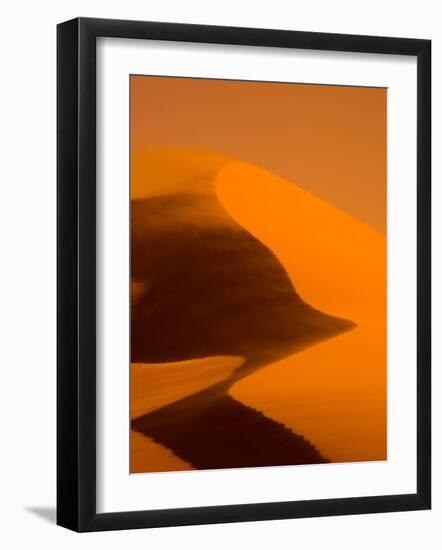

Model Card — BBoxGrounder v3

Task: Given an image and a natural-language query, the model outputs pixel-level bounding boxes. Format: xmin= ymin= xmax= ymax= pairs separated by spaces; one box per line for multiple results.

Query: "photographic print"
xmin=57 ymin=18 xmax=431 ymax=531
xmin=129 ymin=75 xmax=387 ymax=474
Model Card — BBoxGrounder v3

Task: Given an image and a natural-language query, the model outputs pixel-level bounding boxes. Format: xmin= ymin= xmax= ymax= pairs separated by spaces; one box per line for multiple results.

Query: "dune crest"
xmin=131 ymin=148 xmax=232 ymax=200
xmin=216 ymin=161 xmax=386 ymax=321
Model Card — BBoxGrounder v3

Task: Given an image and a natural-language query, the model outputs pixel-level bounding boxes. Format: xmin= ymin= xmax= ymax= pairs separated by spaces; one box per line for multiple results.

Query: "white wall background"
xmin=0 ymin=0 xmax=439 ymax=548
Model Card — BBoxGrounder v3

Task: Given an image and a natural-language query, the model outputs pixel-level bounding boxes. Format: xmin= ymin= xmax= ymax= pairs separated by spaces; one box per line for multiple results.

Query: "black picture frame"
xmin=57 ymin=17 xmax=431 ymax=532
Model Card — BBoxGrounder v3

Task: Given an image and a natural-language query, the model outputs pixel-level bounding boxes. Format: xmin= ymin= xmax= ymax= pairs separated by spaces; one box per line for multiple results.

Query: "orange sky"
xmin=131 ymin=75 xmax=386 ymax=233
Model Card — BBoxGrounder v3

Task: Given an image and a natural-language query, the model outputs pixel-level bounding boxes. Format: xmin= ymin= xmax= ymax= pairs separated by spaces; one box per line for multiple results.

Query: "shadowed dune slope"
xmin=132 ymin=389 xmax=328 ymax=471
xmin=131 ymin=167 xmax=354 ymax=372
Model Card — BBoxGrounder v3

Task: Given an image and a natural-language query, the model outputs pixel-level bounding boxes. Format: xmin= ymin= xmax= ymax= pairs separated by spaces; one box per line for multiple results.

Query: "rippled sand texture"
xmin=129 ymin=149 xmax=385 ymax=473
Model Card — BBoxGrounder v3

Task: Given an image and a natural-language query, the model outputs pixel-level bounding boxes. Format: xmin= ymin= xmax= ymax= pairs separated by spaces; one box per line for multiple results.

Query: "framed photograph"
xmin=57 ymin=17 xmax=431 ymax=532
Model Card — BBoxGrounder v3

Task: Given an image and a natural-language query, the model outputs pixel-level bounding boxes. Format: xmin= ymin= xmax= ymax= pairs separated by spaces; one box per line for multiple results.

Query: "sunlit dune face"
xmin=131 ymin=356 xmax=244 ymax=419
xmin=216 ymin=162 xmax=386 ymax=462
xmin=216 ymin=162 xmax=386 ymax=323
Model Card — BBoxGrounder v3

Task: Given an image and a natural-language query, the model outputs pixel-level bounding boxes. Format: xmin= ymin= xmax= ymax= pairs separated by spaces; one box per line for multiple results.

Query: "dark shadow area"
xmin=131 ymin=193 xmax=355 ymax=371
xmin=26 ymin=506 xmax=56 ymax=524
xmin=133 ymin=388 xmax=329 ymax=470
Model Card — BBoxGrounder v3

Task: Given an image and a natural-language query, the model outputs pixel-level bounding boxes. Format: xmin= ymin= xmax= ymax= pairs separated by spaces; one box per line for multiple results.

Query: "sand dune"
xmin=129 ymin=149 xmax=385 ymax=471
xmin=131 ymin=153 xmax=353 ymax=370
xmin=130 ymin=355 xmax=244 ymax=474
